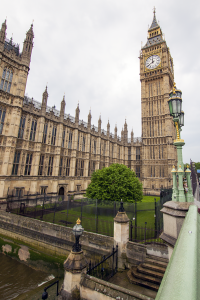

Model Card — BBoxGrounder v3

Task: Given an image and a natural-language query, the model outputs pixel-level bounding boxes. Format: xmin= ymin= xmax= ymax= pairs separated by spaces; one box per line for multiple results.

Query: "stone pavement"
xmin=14 ymin=278 xmax=63 ymax=300
xmin=108 ymin=270 xmax=157 ymax=299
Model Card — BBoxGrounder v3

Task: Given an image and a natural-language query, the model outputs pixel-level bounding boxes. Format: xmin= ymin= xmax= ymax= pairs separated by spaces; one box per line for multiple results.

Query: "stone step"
xmin=146 ymin=254 xmax=169 ymax=264
xmin=127 ymin=269 xmax=160 ymax=291
xmin=141 ymin=263 xmax=166 ymax=274
xmin=131 ymin=266 xmax=161 ymax=284
xmin=137 ymin=264 xmax=164 ymax=279
xmin=145 ymin=257 xmax=168 ymax=269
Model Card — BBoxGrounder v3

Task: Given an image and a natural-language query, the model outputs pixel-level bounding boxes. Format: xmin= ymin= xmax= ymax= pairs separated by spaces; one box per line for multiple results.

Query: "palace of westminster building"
xmin=0 ymin=12 xmax=177 ymax=198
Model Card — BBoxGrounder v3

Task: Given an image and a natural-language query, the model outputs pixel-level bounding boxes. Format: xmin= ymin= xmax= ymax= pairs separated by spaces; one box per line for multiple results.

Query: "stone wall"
xmin=0 ymin=211 xmax=113 ymax=261
xmin=126 ymin=242 xmax=147 ymax=267
xmin=0 ymin=211 xmax=168 ymax=271
xmin=80 ymin=273 xmax=154 ymax=300
xmin=146 ymin=243 xmax=168 ymax=259
xmin=126 ymin=241 xmax=168 ymax=267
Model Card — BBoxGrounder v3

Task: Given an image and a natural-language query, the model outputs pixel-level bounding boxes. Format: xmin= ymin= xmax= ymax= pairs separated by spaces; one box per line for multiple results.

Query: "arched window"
xmin=0 ymin=67 xmax=13 ymax=93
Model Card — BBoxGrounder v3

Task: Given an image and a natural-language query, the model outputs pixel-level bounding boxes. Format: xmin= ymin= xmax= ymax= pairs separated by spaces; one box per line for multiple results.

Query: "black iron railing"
xmin=87 ymin=245 xmax=118 ymax=280
xmin=42 ymin=280 xmax=59 ymax=299
xmin=6 ymin=190 xmax=172 ymax=238
xmin=129 ymin=223 xmax=164 ymax=245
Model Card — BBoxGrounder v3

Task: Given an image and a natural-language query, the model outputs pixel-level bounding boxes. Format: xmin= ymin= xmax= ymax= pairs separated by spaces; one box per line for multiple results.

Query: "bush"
xmin=86 ymin=163 xmax=143 ymax=202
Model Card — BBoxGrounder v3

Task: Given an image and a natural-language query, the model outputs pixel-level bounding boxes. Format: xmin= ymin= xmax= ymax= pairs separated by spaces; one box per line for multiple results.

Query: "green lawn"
xmin=11 ymin=195 xmax=161 ymax=238
xmin=141 ymin=195 xmax=159 ymax=202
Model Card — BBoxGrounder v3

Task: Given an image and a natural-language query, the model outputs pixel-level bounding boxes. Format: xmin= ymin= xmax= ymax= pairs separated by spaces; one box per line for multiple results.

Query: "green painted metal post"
xmin=174 ymin=141 xmax=185 ymax=171
xmin=177 ymin=165 xmax=185 ymax=202
xmin=171 ymin=166 xmax=178 ymax=202
xmin=185 ymin=166 xmax=193 ymax=202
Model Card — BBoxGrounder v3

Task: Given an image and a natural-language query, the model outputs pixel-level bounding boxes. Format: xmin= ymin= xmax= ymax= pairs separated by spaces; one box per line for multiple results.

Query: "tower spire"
xmin=0 ymin=19 xmax=7 ymax=43
xmin=149 ymin=7 xmax=159 ymax=30
xmin=22 ymin=23 xmax=34 ymax=65
xmin=142 ymin=9 xmax=163 ymax=49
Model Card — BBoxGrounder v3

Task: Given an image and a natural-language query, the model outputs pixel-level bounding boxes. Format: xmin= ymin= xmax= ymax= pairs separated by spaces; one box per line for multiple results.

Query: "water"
xmin=0 ymin=253 xmax=51 ymax=300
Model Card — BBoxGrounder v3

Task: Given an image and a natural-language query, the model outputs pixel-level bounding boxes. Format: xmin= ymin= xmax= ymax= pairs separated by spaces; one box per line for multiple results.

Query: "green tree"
xmin=195 ymin=162 xmax=200 ymax=171
xmin=86 ymin=163 xmax=143 ymax=202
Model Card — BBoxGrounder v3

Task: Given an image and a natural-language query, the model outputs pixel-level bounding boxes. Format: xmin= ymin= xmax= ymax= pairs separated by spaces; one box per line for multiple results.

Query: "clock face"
xmin=145 ymin=55 xmax=161 ymax=70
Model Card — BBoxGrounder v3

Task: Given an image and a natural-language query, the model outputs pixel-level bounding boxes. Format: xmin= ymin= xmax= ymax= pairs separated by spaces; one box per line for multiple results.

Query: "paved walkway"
xmin=108 ymin=270 xmax=157 ymax=299
xmin=14 ymin=278 xmax=62 ymax=300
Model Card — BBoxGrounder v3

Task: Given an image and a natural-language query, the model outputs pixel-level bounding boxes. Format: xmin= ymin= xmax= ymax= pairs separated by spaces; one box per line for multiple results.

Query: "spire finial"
xmin=153 ymin=6 xmax=156 ymax=16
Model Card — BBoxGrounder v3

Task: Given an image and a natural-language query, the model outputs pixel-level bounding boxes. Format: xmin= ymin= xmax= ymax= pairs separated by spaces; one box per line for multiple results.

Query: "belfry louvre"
xmin=0 ymin=12 xmax=176 ymax=198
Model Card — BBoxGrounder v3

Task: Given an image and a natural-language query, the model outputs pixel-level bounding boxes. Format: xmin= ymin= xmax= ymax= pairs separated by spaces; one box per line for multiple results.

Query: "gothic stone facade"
xmin=0 ymin=14 xmax=176 ymax=198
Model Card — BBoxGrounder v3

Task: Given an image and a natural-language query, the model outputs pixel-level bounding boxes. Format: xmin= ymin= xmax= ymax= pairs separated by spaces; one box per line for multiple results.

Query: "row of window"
xmin=11 ymin=151 xmax=117 ymax=177
xmin=12 ymin=150 xmax=141 ymax=178
xmin=0 ymin=68 xmax=13 ymax=93
xmin=1 ymin=113 xmax=140 ymax=159
xmin=12 ymin=152 xmax=33 ymax=176
xmin=150 ymin=145 xmax=164 ymax=159
xmin=150 ymin=166 xmax=165 ymax=177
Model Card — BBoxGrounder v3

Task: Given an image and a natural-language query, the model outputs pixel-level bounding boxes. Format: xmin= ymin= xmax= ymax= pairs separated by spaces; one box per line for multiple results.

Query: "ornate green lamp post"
xmin=168 ymin=83 xmax=193 ymax=203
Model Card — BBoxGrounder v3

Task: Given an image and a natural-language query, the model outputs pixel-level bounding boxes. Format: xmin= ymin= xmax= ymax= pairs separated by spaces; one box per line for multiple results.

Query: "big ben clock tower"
xmin=140 ymin=10 xmax=177 ymax=194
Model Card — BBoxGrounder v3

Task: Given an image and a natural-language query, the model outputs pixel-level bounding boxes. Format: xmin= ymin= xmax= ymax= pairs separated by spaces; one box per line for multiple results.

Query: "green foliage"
xmin=184 ymin=162 xmax=200 ymax=171
xmin=195 ymin=162 xmax=200 ymax=171
xmin=184 ymin=163 xmax=190 ymax=169
xmin=86 ymin=163 xmax=143 ymax=202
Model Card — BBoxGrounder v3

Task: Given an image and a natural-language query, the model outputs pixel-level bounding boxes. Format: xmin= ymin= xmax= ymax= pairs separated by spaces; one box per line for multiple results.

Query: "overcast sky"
xmin=1 ymin=0 xmax=199 ymax=163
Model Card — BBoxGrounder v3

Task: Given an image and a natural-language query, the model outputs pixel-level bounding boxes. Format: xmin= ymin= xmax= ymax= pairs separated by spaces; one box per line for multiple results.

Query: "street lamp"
xmin=167 ymin=83 xmax=193 ymax=203
xmin=72 ymin=218 xmax=84 ymax=252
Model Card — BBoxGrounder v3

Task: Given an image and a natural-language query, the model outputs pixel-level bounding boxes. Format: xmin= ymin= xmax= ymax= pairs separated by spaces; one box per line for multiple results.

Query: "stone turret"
xmin=0 ymin=19 xmax=6 ymax=43
xmin=124 ymin=119 xmax=128 ymax=142
xmin=41 ymin=86 xmax=48 ymax=114
xmin=114 ymin=124 xmax=117 ymax=139
xmin=131 ymin=129 xmax=134 ymax=143
xmin=22 ymin=24 xmax=34 ymax=66
xmin=60 ymin=95 xmax=66 ymax=120
xmin=75 ymin=103 xmax=80 ymax=124
xmin=87 ymin=110 xmax=91 ymax=130
xmin=107 ymin=120 xmax=110 ymax=137
xmin=121 ymin=128 xmax=124 ymax=142
xmin=98 ymin=115 xmax=101 ymax=133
